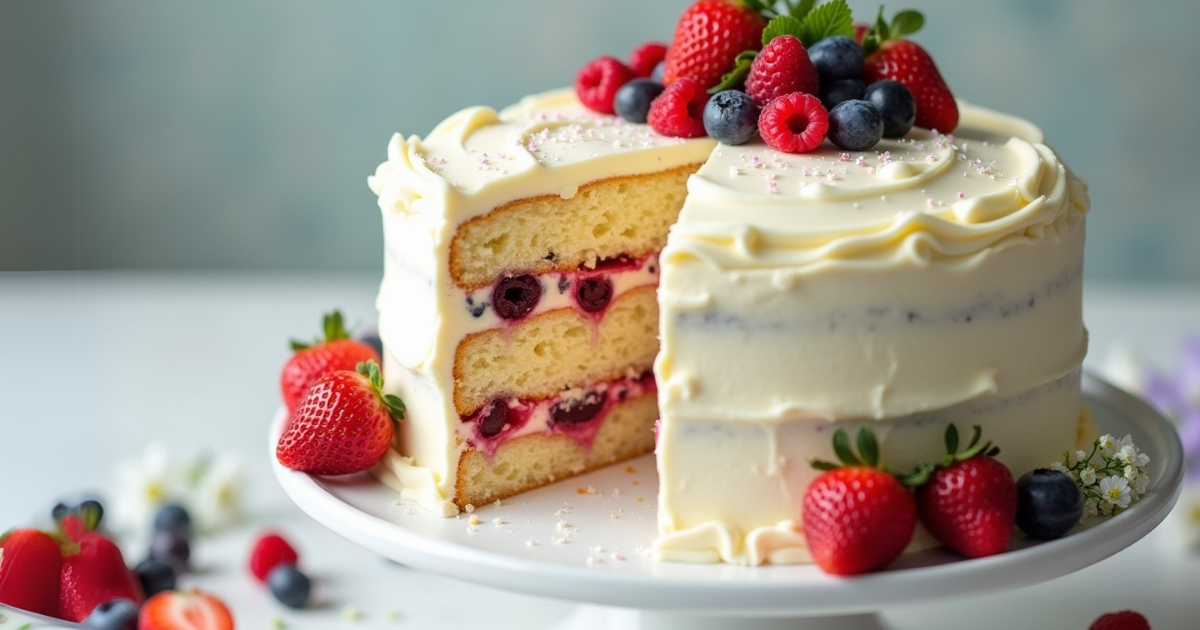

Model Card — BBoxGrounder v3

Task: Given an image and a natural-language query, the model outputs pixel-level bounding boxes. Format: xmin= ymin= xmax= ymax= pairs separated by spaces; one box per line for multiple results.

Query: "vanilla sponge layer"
xmin=654 ymin=370 xmax=1085 ymax=565
xmin=453 ymin=286 xmax=658 ymax=416
xmin=455 ymin=392 xmax=657 ymax=508
xmin=450 ymin=166 xmax=695 ymax=289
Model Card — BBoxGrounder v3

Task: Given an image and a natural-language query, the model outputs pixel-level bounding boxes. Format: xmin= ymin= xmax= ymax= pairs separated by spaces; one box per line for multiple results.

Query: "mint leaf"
xmin=789 ymin=0 xmax=817 ymax=21
xmin=799 ymin=0 xmax=854 ymax=47
xmin=741 ymin=0 xmax=773 ymax=15
xmin=890 ymin=10 xmax=924 ymax=38
xmin=708 ymin=50 xmax=757 ymax=94
xmin=762 ymin=14 xmax=805 ymax=46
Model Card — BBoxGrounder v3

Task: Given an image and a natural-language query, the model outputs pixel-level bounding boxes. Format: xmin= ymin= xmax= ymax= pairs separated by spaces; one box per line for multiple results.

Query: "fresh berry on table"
xmin=807 ymin=35 xmax=864 ymax=83
xmin=53 ymin=494 xmax=106 ymax=529
xmin=267 ymin=564 xmax=313 ymax=609
xmin=153 ymin=503 xmax=193 ymax=537
xmin=915 ymin=425 xmax=1017 ymax=559
xmin=1088 ymin=610 xmax=1152 ymax=630
xmin=745 ymin=34 xmax=819 ymax=106
xmin=277 ymin=360 xmax=406 ymax=475
xmin=702 ymin=89 xmax=761 ymax=145
xmin=802 ymin=426 xmax=919 ymax=575
xmin=1015 ymin=468 xmax=1084 ymax=540
xmin=860 ymin=8 xmax=958 ymax=132
xmin=629 ymin=41 xmax=668 ymax=78
xmin=661 ymin=0 xmax=766 ymax=90
xmin=614 ymin=79 xmax=665 ymax=124
xmin=574 ymin=56 xmax=636 ymax=115
xmin=59 ymin=526 xmax=145 ymax=622
xmin=826 ymin=99 xmax=883 ymax=150
xmin=82 ymin=598 xmax=140 ymax=630
xmin=647 ymin=77 xmax=710 ymax=138
xmin=149 ymin=528 xmax=191 ymax=571
xmin=862 ymin=79 xmax=916 ymax=138
xmin=249 ymin=531 xmax=300 ymax=582
xmin=819 ymin=78 xmax=866 ymax=111
xmin=650 ymin=61 xmax=666 ymax=84
xmin=281 ymin=310 xmax=383 ymax=413
xmin=358 ymin=330 xmax=384 ymax=360
xmin=0 ymin=528 xmax=65 ymax=617
xmin=757 ymin=92 xmax=829 ymax=154
xmin=134 ymin=558 xmax=178 ymax=598
xmin=139 ymin=590 xmax=234 ymax=630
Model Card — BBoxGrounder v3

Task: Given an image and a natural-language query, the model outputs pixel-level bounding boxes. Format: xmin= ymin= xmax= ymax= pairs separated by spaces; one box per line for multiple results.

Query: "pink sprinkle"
xmin=855 ymin=156 xmax=867 ymax=167
xmin=839 ymin=152 xmax=851 ymax=162
xmin=767 ymin=180 xmax=778 ymax=194
xmin=927 ymin=198 xmax=941 ymax=208
xmin=957 ymin=190 xmax=966 ymax=199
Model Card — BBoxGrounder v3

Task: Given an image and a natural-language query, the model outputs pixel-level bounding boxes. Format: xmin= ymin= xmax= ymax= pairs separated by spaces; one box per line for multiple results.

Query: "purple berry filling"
xmin=550 ymin=391 xmax=608 ymax=425
xmin=478 ymin=399 xmax=511 ymax=438
xmin=575 ymin=277 xmax=614 ymax=313
xmin=492 ymin=274 xmax=542 ymax=320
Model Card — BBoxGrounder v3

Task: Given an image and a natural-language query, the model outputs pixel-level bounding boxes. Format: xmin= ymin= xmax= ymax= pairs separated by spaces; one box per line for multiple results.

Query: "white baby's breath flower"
xmin=1098 ymin=434 xmax=1117 ymax=457
xmin=1075 ymin=450 xmax=1088 ymax=464
xmin=1124 ymin=464 xmax=1138 ymax=481
xmin=188 ymin=454 xmax=244 ymax=533
xmin=111 ymin=444 xmax=180 ymax=534
xmin=1134 ymin=472 xmax=1150 ymax=495
xmin=1050 ymin=461 xmax=1071 ymax=475
xmin=1098 ymin=501 xmax=1114 ymax=517
xmin=1132 ymin=451 xmax=1150 ymax=468
xmin=1079 ymin=467 xmax=1097 ymax=486
xmin=1100 ymin=475 xmax=1132 ymax=509
xmin=1083 ymin=498 xmax=1099 ymax=519
xmin=1117 ymin=444 xmax=1138 ymax=465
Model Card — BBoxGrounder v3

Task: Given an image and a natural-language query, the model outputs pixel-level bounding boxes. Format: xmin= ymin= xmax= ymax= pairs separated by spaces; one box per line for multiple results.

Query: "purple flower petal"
xmin=1181 ymin=335 xmax=1200 ymax=399
xmin=1145 ymin=369 xmax=1185 ymax=418
xmin=1179 ymin=409 xmax=1200 ymax=480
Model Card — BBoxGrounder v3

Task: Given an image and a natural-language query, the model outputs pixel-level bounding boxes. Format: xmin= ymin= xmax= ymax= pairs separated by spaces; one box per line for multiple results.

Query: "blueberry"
xmin=134 ymin=558 xmax=177 ymax=597
xmin=550 ymin=391 xmax=607 ymax=425
xmin=827 ymin=100 xmax=884 ymax=151
xmin=149 ymin=528 xmax=191 ymax=571
xmin=863 ymin=80 xmax=916 ymax=138
xmin=1016 ymin=468 xmax=1083 ymax=540
xmin=491 ymin=275 xmax=541 ymax=320
xmin=808 ymin=36 xmax=864 ymax=82
xmin=477 ymin=399 xmax=510 ymax=438
xmin=613 ymin=79 xmax=664 ymax=124
xmin=358 ymin=331 xmax=383 ymax=358
xmin=82 ymin=598 xmax=139 ymax=630
xmin=575 ymin=277 xmax=613 ymax=312
xmin=701 ymin=90 xmax=760 ymax=145
xmin=820 ymin=78 xmax=865 ymax=111
xmin=153 ymin=503 xmax=192 ymax=538
xmin=267 ymin=564 xmax=312 ymax=609
xmin=650 ymin=61 xmax=666 ymax=84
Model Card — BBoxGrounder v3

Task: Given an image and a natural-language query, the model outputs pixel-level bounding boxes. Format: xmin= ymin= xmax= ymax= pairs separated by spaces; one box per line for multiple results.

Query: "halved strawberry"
xmin=662 ymin=0 xmax=766 ymax=89
xmin=139 ymin=590 xmax=234 ymax=630
xmin=281 ymin=310 xmax=381 ymax=413
xmin=277 ymin=360 xmax=405 ymax=475
xmin=0 ymin=528 xmax=64 ymax=617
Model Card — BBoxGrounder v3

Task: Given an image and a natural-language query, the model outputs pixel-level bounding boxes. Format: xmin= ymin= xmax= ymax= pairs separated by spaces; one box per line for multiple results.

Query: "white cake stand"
xmin=271 ymin=374 xmax=1183 ymax=630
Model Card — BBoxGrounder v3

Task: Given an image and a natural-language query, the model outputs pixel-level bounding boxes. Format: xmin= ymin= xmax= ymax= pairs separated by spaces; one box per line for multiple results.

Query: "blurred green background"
xmin=3 ymin=0 xmax=1199 ymax=279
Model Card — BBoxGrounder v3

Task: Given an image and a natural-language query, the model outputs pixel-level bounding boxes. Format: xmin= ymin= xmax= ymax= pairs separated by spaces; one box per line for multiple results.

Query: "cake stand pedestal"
xmin=272 ymin=375 xmax=1183 ymax=630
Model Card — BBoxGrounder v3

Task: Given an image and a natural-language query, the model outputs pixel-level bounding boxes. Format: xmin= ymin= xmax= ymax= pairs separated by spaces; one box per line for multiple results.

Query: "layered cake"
xmin=367 ymin=1 xmax=1091 ymax=564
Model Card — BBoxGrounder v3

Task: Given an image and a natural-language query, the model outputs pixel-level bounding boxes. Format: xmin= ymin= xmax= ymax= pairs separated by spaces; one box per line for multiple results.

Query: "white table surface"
xmin=2 ymin=271 xmax=1199 ymax=629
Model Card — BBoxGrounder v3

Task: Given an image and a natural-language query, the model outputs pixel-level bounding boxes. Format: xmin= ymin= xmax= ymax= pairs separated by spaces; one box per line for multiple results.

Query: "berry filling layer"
xmin=462 ymin=253 xmax=659 ymax=326
xmin=460 ymin=371 xmax=657 ymax=458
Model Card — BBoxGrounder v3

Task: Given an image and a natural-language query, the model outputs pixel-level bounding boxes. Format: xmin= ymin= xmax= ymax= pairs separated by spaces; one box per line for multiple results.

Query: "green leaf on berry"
xmin=787 ymin=0 xmax=818 ymax=21
xmin=741 ymin=0 xmax=774 ymax=15
xmin=798 ymin=0 xmax=853 ymax=47
xmin=291 ymin=309 xmax=350 ymax=351
xmin=855 ymin=425 xmax=880 ymax=468
xmin=832 ymin=428 xmax=863 ymax=467
xmin=889 ymin=9 xmax=924 ymax=38
xmin=762 ymin=15 xmax=805 ymax=46
xmin=357 ymin=360 xmax=406 ymax=421
xmin=708 ymin=50 xmax=758 ymax=94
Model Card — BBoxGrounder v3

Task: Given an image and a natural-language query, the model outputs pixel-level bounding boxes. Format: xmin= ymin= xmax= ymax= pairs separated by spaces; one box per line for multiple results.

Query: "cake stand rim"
xmin=270 ymin=372 xmax=1184 ymax=616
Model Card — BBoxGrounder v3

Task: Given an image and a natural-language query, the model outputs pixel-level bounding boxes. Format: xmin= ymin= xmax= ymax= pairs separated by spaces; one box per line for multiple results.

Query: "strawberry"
xmin=59 ymin=530 xmax=143 ymax=622
xmin=281 ymin=310 xmax=381 ymax=413
xmin=1089 ymin=610 xmax=1152 ymax=630
xmin=745 ymin=35 xmax=819 ymax=106
xmin=861 ymin=9 xmax=957 ymax=132
xmin=0 ymin=528 xmax=64 ymax=617
xmin=139 ymin=590 xmax=234 ymax=630
xmin=802 ymin=426 xmax=918 ymax=575
xmin=277 ymin=360 xmax=405 ymax=475
xmin=248 ymin=531 xmax=299 ymax=582
xmin=915 ymin=425 xmax=1016 ymax=559
xmin=662 ymin=0 xmax=766 ymax=90
xmin=629 ymin=42 xmax=668 ymax=78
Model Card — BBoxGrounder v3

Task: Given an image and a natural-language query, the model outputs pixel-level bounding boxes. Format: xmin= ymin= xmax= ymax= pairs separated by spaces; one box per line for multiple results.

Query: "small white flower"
xmin=1075 ymin=450 xmax=1088 ymax=464
xmin=1117 ymin=444 xmax=1138 ymax=465
xmin=1050 ymin=461 xmax=1071 ymax=475
xmin=1123 ymin=464 xmax=1138 ymax=482
xmin=1134 ymin=472 xmax=1150 ymax=495
xmin=1099 ymin=475 xmax=1132 ymax=509
xmin=111 ymin=444 xmax=180 ymax=534
xmin=1097 ymin=500 xmax=1114 ymax=517
xmin=1079 ymin=467 xmax=1097 ymax=486
xmin=1098 ymin=434 xmax=1117 ymax=456
xmin=1083 ymin=498 xmax=1099 ymax=519
xmin=188 ymin=454 xmax=244 ymax=534
xmin=1132 ymin=451 xmax=1150 ymax=468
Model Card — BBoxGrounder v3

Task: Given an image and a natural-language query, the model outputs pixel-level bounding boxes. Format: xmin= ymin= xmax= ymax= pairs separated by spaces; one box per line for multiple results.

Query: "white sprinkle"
xmin=464 ymin=504 xmax=475 ymax=513
xmin=551 ymin=536 xmax=566 ymax=545
xmin=492 ymin=517 xmax=506 ymax=526
xmin=526 ymin=539 xmax=537 ymax=547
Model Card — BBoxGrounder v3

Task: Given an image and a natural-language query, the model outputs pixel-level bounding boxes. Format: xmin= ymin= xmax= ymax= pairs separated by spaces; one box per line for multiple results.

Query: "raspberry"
xmin=758 ymin=92 xmax=828 ymax=153
xmin=1088 ymin=611 xmax=1151 ymax=630
xmin=629 ymin=42 xmax=668 ymax=78
xmin=575 ymin=56 xmax=635 ymax=114
xmin=647 ymin=77 xmax=709 ymax=138
xmin=745 ymin=35 xmax=820 ymax=106
xmin=249 ymin=532 xmax=300 ymax=582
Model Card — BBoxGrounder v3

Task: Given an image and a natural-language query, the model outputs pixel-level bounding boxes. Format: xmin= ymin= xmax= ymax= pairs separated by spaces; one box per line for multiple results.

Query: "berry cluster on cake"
xmin=356 ymin=0 xmax=1091 ymax=567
